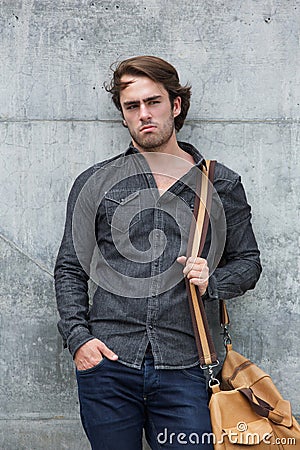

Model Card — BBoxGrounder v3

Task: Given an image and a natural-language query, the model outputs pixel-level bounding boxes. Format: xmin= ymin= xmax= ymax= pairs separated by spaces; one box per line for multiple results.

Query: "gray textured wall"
xmin=0 ymin=1 xmax=299 ymax=449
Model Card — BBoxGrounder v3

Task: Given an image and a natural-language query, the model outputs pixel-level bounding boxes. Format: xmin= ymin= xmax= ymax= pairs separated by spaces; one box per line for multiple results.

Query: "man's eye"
xmin=127 ymin=105 xmax=137 ymax=110
xmin=149 ymin=101 xmax=160 ymax=105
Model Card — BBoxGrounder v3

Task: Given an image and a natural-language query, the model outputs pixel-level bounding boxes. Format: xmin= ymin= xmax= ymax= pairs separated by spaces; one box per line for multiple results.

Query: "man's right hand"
xmin=74 ymin=338 xmax=118 ymax=371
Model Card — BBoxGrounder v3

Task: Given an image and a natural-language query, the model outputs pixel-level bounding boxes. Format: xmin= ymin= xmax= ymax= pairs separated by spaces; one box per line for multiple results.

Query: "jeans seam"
xmin=146 ymin=415 xmax=163 ymax=450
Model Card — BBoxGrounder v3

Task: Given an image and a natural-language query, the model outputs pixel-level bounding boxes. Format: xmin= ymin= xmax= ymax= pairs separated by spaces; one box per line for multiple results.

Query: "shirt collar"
xmin=124 ymin=141 xmax=206 ymax=169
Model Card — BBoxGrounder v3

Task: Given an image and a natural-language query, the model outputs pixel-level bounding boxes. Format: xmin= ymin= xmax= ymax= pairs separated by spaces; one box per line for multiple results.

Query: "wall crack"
xmin=0 ymin=231 xmax=53 ymax=278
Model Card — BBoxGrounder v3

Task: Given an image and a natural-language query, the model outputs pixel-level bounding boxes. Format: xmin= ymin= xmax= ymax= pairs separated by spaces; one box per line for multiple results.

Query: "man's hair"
xmin=105 ymin=55 xmax=191 ymax=132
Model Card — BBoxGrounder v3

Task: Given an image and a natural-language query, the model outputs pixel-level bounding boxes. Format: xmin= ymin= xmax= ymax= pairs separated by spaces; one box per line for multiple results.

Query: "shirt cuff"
xmin=202 ymin=274 xmax=219 ymax=301
xmin=67 ymin=328 xmax=94 ymax=358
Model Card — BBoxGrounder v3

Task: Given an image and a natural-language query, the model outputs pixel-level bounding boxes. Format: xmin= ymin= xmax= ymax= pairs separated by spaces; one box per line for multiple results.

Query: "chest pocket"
xmin=104 ymin=189 xmax=141 ymax=233
xmin=175 ymin=194 xmax=195 ymax=220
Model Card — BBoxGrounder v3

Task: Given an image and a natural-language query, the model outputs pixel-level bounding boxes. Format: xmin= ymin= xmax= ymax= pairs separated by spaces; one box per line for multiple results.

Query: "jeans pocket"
xmin=76 ymin=357 xmax=107 ymax=375
xmin=181 ymin=366 xmax=207 ymax=382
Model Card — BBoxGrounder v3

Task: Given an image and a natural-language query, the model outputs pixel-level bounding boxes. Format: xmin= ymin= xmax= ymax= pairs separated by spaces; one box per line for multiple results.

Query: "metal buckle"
xmin=208 ymin=365 xmax=220 ymax=387
xmin=208 ymin=376 xmax=220 ymax=388
xmin=200 ymin=360 xmax=221 ymax=388
xmin=200 ymin=360 xmax=220 ymax=371
xmin=222 ymin=324 xmax=232 ymax=346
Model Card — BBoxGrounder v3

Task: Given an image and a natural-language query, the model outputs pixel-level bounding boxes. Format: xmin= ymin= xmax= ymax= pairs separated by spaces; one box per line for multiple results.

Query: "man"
xmin=55 ymin=55 xmax=262 ymax=450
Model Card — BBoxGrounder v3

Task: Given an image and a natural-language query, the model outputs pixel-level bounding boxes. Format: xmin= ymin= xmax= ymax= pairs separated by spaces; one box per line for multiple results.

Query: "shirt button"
xmin=149 ymin=325 xmax=153 ymax=330
xmin=151 ymin=293 xmax=156 ymax=298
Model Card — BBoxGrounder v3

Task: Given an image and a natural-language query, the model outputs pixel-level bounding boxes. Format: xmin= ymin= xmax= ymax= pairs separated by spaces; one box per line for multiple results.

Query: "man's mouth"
xmin=140 ymin=124 xmax=157 ymax=132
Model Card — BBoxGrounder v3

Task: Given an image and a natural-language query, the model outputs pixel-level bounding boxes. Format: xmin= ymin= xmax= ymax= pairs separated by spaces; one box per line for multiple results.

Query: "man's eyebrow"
xmin=123 ymin=95 xmax=162 ymax=106
xmin=144 ymin=95 xmax=162 ymax=102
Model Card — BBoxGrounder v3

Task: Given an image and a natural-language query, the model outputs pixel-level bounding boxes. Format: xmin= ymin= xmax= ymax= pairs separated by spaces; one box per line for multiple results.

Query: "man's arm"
xmin=205 ymin=172 xmax=262 ymax=301
xmin=54 ymin=172 xmax=96 ymax=358
xmin=54 ymin=170 xmax=118 ymax=366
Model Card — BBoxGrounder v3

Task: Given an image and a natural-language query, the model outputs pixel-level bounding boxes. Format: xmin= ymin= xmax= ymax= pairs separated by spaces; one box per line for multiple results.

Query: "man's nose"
xmin=139 ymin=104 xmax=152 ymax=121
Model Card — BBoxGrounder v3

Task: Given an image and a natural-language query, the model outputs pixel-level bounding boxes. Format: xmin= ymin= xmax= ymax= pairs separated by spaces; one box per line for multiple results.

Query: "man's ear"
xmin=122 ymin=119 xmax=128 ymax=128
xmin=173 ymin=96 xmax=181 ymax=118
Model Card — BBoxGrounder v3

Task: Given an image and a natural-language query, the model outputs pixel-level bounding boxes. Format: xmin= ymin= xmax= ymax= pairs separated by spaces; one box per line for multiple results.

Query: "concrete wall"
xmin=0 ymin=0 xmax=299 ymax=448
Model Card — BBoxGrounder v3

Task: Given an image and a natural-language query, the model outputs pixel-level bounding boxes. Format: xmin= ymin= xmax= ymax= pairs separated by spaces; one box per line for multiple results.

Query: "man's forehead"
xmin=120 ymin=75 xmax=167 ymax=99
xmin=120 ymin=74 xmax=153 ymax=84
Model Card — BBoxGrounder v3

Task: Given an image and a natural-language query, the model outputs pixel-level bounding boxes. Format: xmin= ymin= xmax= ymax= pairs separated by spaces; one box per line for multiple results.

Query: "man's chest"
xmin=153 ymin=173 xmax=179 ymax=196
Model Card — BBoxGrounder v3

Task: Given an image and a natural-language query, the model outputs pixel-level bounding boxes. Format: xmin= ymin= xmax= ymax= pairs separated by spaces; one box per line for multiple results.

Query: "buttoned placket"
xmin=139 ymin=162 xmax=200 ymax=354
xmin=144 ymin=172 xmax=160 ymax=339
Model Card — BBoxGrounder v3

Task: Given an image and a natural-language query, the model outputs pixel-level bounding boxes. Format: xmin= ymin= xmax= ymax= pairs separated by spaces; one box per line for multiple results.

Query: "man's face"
xmin=119 ymin=75 xmax=181 ymax=152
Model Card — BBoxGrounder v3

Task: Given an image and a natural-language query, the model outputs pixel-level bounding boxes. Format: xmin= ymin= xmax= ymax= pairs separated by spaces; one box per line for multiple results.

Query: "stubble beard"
xmin=128 ymin=112 xmax=175 ymax=152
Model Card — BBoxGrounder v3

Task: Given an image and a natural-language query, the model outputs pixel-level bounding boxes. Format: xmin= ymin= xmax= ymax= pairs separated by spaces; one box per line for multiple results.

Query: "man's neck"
xmin=132 ymin=134 xmax=192 ymax=162
xmin=132 ymin=136 xmax=195 ymax=187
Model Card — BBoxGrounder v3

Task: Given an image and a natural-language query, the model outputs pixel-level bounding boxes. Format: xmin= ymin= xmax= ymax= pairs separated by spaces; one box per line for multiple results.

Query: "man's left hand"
xmin=177 ymin=256 xmax=209 ymax=296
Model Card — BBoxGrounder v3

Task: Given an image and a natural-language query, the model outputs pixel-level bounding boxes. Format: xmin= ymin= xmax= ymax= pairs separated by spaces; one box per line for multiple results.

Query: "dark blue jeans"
xmin=76 ymin=353 xmax=214 ymax=449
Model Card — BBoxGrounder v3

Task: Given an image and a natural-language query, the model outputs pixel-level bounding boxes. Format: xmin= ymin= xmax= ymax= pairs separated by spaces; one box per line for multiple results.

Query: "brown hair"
xmin=105 ymin=55 xmax=191 ymax=132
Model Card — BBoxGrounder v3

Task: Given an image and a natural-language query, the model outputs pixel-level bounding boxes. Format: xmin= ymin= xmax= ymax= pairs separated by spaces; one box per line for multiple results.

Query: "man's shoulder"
xmin=179 ymin=141 xmax=240 ymax=186
xmin=72 ymin=152 xmax=125 ymax=187
xmin=65 ymin=152 xmax=126 ymax=203
xmin=213 ymin=160 xmax=241 ymax=186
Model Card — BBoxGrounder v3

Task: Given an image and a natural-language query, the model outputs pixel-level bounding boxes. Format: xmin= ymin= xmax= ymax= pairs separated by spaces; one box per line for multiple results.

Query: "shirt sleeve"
xmin=54 ymin=171 xmax=96 ymax=357
xmin=205 ymin=175 xmax=262 ymax=301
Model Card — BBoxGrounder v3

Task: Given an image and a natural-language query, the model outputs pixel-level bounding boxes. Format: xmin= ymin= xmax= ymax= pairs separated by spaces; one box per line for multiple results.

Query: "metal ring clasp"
xmin=222 ymin=324 xmax=232 ymax=346
xmin=200 ymin=361 xmax=221 ymax=388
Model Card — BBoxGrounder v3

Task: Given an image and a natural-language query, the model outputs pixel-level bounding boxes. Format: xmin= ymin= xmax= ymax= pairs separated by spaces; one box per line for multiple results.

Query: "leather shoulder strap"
xmin=185 ymin=160 xmax=219 ymax=366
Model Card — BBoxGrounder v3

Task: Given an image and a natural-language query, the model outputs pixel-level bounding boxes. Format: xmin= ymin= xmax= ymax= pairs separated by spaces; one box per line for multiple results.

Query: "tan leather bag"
xmin=186 ymin=161 xmax=300 ymax=449
xmin=209 ymin=344 xmax=300 ymax=449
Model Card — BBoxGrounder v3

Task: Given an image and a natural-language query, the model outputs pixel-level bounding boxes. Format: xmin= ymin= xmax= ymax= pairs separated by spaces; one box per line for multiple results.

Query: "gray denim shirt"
xmin=54 ymin=142 xmax=262 ymax=369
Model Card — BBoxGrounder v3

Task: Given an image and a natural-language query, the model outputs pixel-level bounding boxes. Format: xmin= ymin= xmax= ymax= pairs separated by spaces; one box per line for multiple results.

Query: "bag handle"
xmin=239 ymin=388 xmax=293 ymax=427
xmin=185 ymin=160 xmax=229 ymax=369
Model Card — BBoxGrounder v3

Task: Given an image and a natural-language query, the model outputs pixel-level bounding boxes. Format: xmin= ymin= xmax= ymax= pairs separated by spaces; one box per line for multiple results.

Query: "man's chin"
xmin=133 ymin=138 xmax=163 ymax=151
